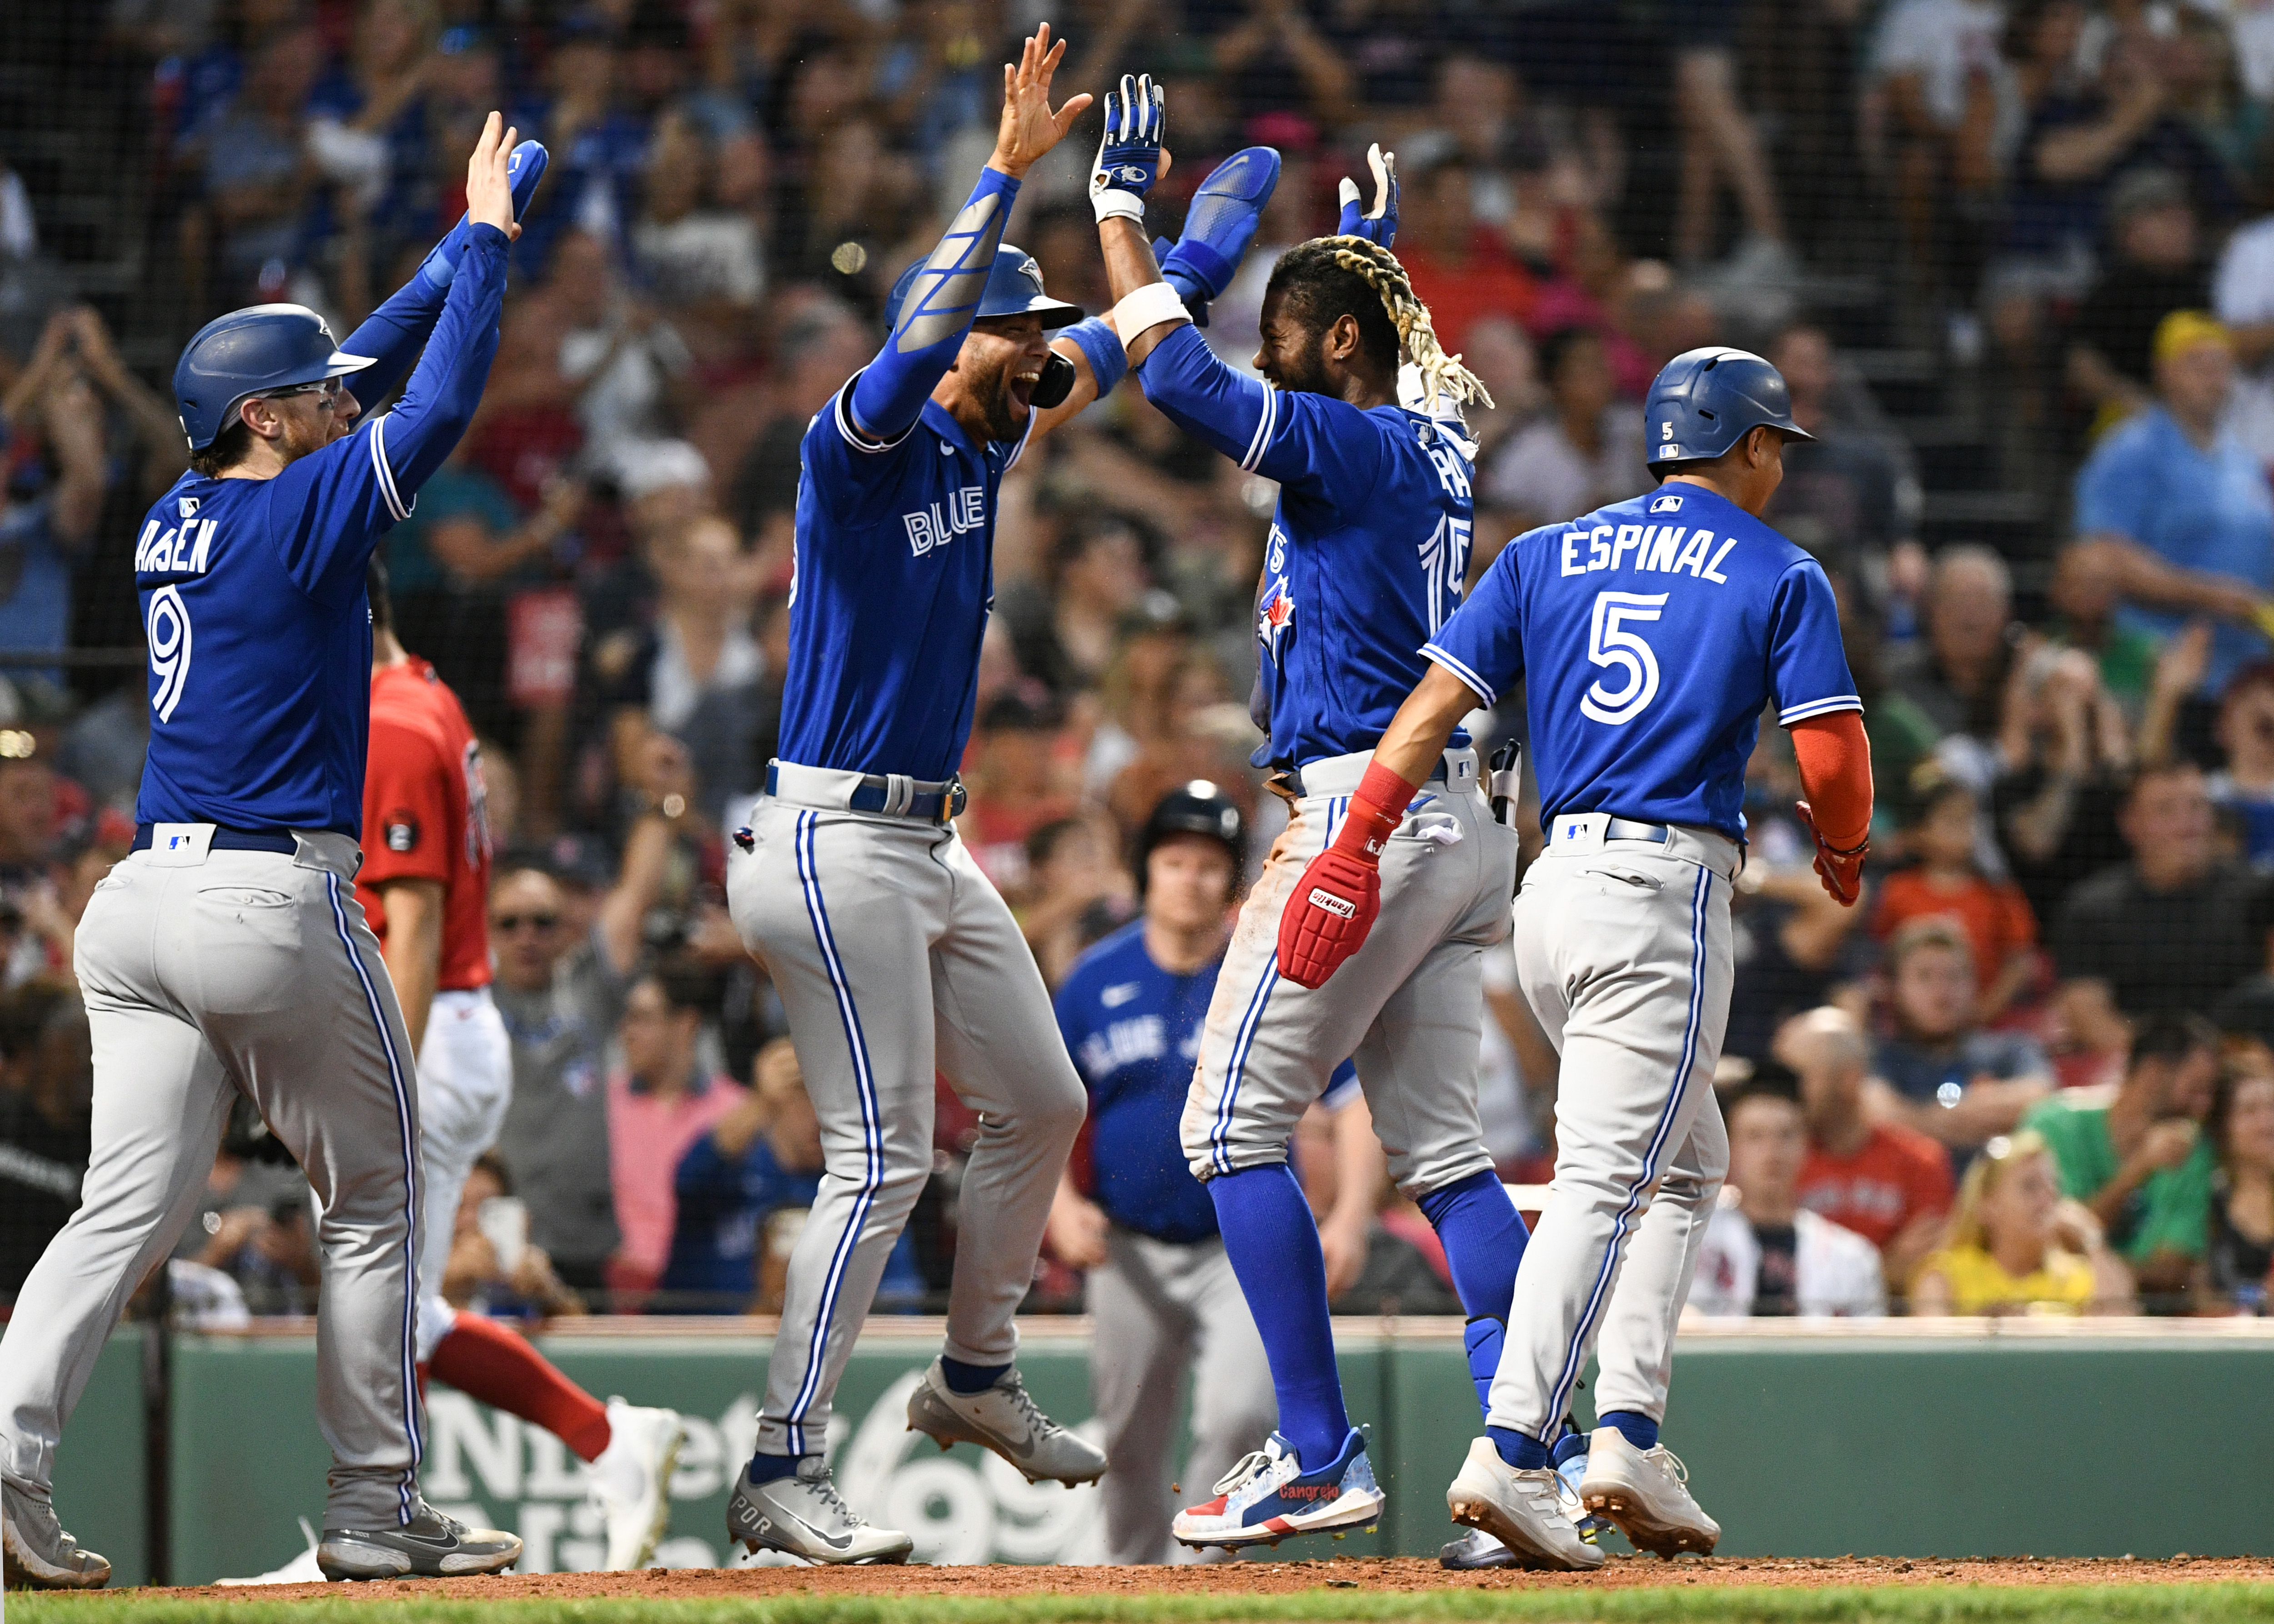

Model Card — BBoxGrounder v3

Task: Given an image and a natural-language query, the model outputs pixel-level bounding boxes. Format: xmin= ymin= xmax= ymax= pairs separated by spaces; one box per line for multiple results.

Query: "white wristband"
xmin=1110 ymin=281 xmax=1190 ymax=349
xmin=1091 ymin=189 xmax=1145 ymax=225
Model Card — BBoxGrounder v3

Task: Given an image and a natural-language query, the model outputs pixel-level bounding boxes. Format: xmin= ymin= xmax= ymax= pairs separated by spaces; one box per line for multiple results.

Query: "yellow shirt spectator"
xmin=1912 ymin=1242 xmax=2096 ymax=1315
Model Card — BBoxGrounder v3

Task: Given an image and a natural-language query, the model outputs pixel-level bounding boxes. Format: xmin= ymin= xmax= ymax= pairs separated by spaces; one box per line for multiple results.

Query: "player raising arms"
xmin=723 ymin=25 xmax=1134 ymax=1566
xmin=0 ymin=115 xmax=535 ymax=1588
xmin=1295 ymin=347 xmax=1873 ymax=1569
xmin=1089 ymin=79 xmax=1545 ymax=1551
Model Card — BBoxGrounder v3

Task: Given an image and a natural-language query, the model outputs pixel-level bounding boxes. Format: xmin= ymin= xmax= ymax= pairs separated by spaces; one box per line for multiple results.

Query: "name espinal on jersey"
xmin=1557 ymin=489 xmax=1739 ymax=583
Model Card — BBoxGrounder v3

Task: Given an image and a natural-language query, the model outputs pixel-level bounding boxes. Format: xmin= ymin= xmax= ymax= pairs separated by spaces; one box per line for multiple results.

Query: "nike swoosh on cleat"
xmin=735 ymin=1500 xmax=854 ymax=1553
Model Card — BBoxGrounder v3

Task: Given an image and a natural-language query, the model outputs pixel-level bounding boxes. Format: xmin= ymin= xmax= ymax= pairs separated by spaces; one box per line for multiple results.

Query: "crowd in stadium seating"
xmin=5 ymin=0 xmax=2274 ymax=1318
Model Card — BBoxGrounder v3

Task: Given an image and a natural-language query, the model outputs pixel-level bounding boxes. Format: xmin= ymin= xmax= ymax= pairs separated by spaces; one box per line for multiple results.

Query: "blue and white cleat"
xmin=1172 ymin=1429 xmax=1384 ymax=1550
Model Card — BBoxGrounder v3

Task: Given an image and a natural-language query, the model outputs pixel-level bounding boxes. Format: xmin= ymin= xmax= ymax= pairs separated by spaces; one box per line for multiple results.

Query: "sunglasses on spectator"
xmin=261 ymin=378 xmax=346 ymax=411
xmin=492 ymin=912 xmax=561 ymax=932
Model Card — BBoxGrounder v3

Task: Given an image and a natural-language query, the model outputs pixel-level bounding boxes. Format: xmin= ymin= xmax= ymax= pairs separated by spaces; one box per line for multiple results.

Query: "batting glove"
xmin=1796 ymin=801 xmax=1869 ymax=907
xmin=420 ymin=139 xmax=547 ymax=292
xmin=1275 ymin=760 xmax=1417 ymax=989
xmin=1091 ymin=73 xmax=1166 ymax=224
xmin=1335 ymin=143 xmax=1397 ymax=246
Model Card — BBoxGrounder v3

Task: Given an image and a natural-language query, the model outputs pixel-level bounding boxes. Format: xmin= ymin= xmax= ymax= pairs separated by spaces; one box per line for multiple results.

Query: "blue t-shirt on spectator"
xmin=0 ymin=497 xmax=83 ymax=677
xmin=661 ymin=1129 xmax=921 ymax=1311
xmin=1874 ymin=1029 xmax=2050 ymax=1108
xmin=2074 ymin=405 xmax=2274 ymax=693
xmin=384 ymin=462 xmax=525 ymax=596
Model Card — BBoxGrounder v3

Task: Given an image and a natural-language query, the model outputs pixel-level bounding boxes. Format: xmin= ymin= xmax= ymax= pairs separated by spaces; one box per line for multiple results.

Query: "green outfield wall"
xmin=47 ymin=1322 xmax=2274 ymax=1584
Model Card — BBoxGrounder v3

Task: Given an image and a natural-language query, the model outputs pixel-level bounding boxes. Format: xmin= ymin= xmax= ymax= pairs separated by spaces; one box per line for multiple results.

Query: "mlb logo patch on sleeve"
xmin=384 ymin=813 xmax=421 ymax=852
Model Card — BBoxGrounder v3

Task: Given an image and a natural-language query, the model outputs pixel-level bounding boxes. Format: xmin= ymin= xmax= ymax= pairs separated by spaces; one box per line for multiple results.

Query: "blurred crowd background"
xmin=4 ymin=0 xmax=2274 ymax=1322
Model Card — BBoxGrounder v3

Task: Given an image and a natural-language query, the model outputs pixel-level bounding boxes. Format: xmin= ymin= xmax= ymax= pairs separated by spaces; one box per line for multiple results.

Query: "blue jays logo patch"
xmin=1259 ymin=576 xmax=1295 ymax=661
xmin=1650 ymin=492 xmax=1684 ymax=514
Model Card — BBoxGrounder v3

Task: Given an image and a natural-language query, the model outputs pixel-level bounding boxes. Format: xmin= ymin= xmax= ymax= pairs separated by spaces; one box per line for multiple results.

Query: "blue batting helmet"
xmin=884 ymin=245 xmax=1083 ymax=333
xmin=173 ymin=304 xmax=377 ymax=451
xmin=1643 ymin=346 xmax=1814 ymax=471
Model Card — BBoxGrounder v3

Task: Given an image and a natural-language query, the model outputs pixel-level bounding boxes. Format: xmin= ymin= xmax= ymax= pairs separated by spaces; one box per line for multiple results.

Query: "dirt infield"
xmin=110 ymin=1552 xmax=2274 ymax=1604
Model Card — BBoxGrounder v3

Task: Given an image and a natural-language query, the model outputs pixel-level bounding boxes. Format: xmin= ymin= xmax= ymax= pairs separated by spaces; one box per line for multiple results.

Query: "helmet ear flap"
xmin=1032 ymin=351 xmax=1078 ymax=410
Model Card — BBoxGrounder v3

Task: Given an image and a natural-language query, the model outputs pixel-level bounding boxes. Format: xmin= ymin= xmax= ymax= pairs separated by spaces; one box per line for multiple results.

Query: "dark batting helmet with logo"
xmin=173 ymin=304 xmax=378 ymax=451
xmin=884 ymin=245 xmax=1084 ymax=408
xmin=1134 ymin=780 xmax=1246 ymax=898
xmin=1643 ymin=346 xmax=1815 ymax=471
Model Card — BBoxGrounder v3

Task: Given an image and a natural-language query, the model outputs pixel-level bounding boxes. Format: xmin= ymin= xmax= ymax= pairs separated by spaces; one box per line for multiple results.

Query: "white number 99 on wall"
xmin=148 ymin=585 xmax=193 ymax=722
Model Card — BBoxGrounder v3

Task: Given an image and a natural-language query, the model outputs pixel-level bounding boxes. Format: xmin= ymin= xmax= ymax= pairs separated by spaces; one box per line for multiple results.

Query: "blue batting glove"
xmin=1335 ymin=143 xmax=1397 ymax=247
xmin=419 ymin=139 xmax=549 ymax=292
xmin=1091 ymin=74 xmax=1166 ymax=224
xmin=1158 ymin=145 xmax=1282 ymax=329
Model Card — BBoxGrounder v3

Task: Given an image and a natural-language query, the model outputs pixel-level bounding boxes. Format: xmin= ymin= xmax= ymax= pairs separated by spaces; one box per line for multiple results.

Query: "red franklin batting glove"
xmin=1796 ymin=800 xmax=1869 ymax=908
xmin=1276 ymin=761 xmax=1418 ymax=988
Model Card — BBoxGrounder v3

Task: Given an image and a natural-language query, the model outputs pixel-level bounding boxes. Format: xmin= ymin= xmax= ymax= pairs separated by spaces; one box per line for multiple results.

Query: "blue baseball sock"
xmin=1416 ymin=1169 xmax=1529 ymax=1321
xmin=1488 ymin=1425 xmax=1553 ymax=1471
xmin=940 ymin=1356 xmax=1012 ymax=1396
xmin=1209 ymin=1162 xmax=1350 ymax=1470
xmin=1461 ymin=1315 xmax=1503 ymax=1419
xmin=1600 ymin=1409 xmax=1659 ymax=1451
xmin=745 ymin=1451 xmax=803 ymax=1484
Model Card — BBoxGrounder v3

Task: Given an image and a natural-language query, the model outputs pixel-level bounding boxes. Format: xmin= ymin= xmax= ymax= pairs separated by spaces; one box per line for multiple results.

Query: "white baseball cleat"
xmin=725 ymin=1456 xmax=914 ymax=1565
xmin=904 ymin=1357 xmax=1107 ymax=1486
xmin=1437 ymin=1444 xmax=1607 ymax=1569
xmin=587 ymin=1397 xmax=686 ymax=1570
xmin=2 ymin=1480 xmax=112 ymax=1589
xmin=1445 ymin=1437 xmax=1606 ymax=1572
xmin=1580 ymin=1426 xmax=1720 ymax=1557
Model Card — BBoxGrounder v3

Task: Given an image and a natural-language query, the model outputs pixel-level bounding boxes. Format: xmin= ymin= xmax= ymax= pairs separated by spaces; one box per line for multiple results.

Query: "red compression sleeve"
xmin=429 ymin=1313 xmax=613 ymax=1461
xmin=1789 ymin=711 xmax=1874 ymax=850
xmin=1329 ymin=761 xmax=1421 ymax=859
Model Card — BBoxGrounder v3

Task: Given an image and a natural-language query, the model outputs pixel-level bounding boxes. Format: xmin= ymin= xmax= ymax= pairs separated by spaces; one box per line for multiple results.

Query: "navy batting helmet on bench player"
xmin=1134 ymin=781 xmax=1246 ymax=897
xmin=1643 ymin=346 xmax=1814 ymax=471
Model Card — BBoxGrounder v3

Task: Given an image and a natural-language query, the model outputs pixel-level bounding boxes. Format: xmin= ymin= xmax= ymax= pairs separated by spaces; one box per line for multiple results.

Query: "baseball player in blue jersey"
xmin=722 ymin=29 xmax=1241 ymax=1565
xmin=1084 ymin=77 xmax=1553 ymax=1551
xmin=1295 ymin=346 xmax=1875 ymax=1569
xmin=0 ymin=116 xmax=538 ymax=1589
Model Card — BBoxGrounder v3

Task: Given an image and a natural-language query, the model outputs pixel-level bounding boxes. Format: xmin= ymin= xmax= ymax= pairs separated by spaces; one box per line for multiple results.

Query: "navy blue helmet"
xmin=1643 ymin=346 xmax=1814 ymax=471
xmin=884 ymin=244 xmax=1083 ymax=333
xmin=173 ymin=305 xmax=376 ymax=451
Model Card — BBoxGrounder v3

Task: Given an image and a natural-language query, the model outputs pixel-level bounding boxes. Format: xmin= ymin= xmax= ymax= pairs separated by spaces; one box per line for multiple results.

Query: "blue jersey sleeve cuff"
xmin=1778 ymin=694 xmax=1864 ymax=725
xmin=1422 ymin=644 xmax=1496 ymax=707
xmin=836 ymin=372 xmax=921 ymax=452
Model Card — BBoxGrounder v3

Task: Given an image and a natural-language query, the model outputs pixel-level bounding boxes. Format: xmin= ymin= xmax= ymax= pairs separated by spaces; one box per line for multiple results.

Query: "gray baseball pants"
xmin=0 ymin=833 xmax=426 ymax=1528
xmin=1490 ymin=818 xmax=1737 ymax=1441
xmin=728 ymin=787 xmax=1085 ymax=1458
xmin=1181 ymin=749 xmax=1516 ymax=1197
xmin=1089 ymin=1227 xmax=1274 ymax=1564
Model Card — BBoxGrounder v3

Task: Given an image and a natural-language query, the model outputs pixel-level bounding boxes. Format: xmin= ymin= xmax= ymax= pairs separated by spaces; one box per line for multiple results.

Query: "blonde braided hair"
xmin=1323 ymin=234 xmax=1495 ymax=412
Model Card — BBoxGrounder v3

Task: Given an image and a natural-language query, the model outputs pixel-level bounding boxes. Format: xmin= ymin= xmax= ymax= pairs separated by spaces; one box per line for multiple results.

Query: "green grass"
xmin=12 ymin=1584 xmax=2274 ymax=1624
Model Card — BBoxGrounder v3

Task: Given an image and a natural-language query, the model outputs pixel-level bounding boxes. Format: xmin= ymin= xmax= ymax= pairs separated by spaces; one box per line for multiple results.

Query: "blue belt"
xmin=763 ymin=763 xmax=967 ymax=824
xmin=132 ymin=824 xmax=298 ymax=855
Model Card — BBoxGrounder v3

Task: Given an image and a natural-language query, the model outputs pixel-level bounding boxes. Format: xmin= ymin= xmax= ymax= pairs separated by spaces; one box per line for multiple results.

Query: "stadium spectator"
xmin=1761 ymin=323 xmax=1922 ymax=581
xmin=2022 ymin=1013 xmax=2221 ymax=1305
xmin=1990 ymin=638 xmax=2133 ymax=925
xmin=441 ymin=1153 xmax=588 ymax=1323
xmin=999 ymin=516 xmax=1157 ymax=701
xmin=178 ymin=26 xmax=323 ymax=308
xmin=2068 ymin=170 xmax=2216 ymax=429
xmin=0 ymin=983 xmax=90 ymax=1295
xmin=1889 ymin=546 xmax=2015 ymax=758
xmin=2071 ymin=311 xmax=2274 ymax=700
xmin=630 ymin=109 xmax=765 ymax=363
xmin=1868 ymin=918 xmax=2054 ymax=1156
xmin=490 ymin=746 xmax=696 ymax=1293
xmin=1481 ymin=326 xmax=1650 ymax=530
xmin=1871 ymin=772 xmax=2040 ymax=1021
xmin=604 ymin=958 xmax=748 ymax=1304
xmin=0 ymin=312 xmax=112 ymax=680
xmin=2206 ymin=660 xmax=2274 ymax=864
xmin=1390 ymin=150 xmax=1538 ymax=358
xmin=1868 ymin=0 xmax=2003 ymax=296
xmin=2042 ymin=540 xmax=2162 ymax=712
xmin=1780 ymin=1007 xmax=1956 ymax=1295
xmin=2211 ymin=880 xmax=2274 ymax=1049
xmin=2205 ymin=1062 xmax=2274 ymax=1312
xmin=2050 ymin=762 xmax=2260 ymax=1018
xmin=1688 ymin=1070 xmax=1887 ymax=1319
xmin=1911 ymin=1130 xmax=2136 ymax=1314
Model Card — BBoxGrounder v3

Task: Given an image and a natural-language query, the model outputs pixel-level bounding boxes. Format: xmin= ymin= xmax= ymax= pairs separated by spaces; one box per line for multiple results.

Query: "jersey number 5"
xmin=148 ymin=585 xmax=193 ymax=722
xmin=1581 ymin=590 xmax=1667 ymax=726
